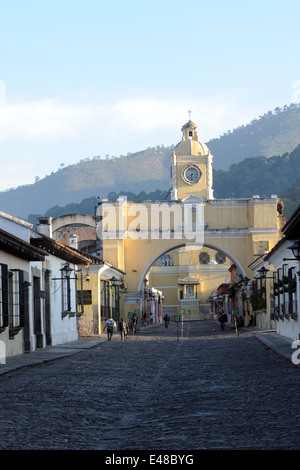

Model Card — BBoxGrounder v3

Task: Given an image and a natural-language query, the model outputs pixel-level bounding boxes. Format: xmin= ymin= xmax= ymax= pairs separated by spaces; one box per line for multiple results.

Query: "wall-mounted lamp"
xmin=109 ymin=276 xmax=120 ymax=286
xmin=257 ymin=266 xmax=269 ymax=279
xmin=288 ymin=240 xmax=300 ymax=261
xmin=60 ymin=263 xmax=74 ymax=279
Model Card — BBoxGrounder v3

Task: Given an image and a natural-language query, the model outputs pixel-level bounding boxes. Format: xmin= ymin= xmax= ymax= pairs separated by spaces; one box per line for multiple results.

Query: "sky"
xmin=0 ymin=0 xmax=300 ymax=191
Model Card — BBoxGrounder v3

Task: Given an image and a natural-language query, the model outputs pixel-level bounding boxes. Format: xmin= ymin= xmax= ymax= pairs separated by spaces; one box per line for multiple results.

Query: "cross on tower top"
xmin=188 ymin=109 xmax=192 ymax=120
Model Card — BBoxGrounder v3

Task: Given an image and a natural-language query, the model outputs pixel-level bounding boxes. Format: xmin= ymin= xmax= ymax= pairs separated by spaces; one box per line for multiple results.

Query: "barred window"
xmin=9 ymin=270 xmax=24 ymax=329
xmin=288 ymin=267 xmax=297 ymax=315
xmin=77 ymin=289 xmax=92 ymax=305
xmin=61 ymin=276 xmax=71 ymax=313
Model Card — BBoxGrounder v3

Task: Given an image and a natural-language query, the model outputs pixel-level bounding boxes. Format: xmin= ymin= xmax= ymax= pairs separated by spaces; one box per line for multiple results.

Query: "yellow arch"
xmin=137 ymin=241 xmax=247 ymax=292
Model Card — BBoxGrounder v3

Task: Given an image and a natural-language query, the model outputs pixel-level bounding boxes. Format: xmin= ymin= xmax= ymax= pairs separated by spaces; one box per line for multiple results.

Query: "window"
xmin=199 ymin=252 xmax=209 ymax=264
xmin=216 ymin=252 xmax=226 ymax=264
xmin=0 ymin=264 xmax=8 ymax=329
xmin=77 ymin=290 xmax=92 ymax=305
xmin=101 ymin=280 xmax=110 ymax=319
xmin=61 ymin=276 xmax=71 ymax=314
xmin=59 ymin=263 xmax=77 ymax=316
xmin=0 ymin=265 xmax=26 ymax=336
xmin=288 ymin=267 xmax=297 ymax=317
xmin=271 ymin=266 xmax=296 ymax=319
xmin=9 ymin=270 xmax=24 ymax=329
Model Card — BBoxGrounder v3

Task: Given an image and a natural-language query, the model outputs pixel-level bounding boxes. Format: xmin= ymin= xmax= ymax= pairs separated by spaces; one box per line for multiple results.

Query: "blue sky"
xmin=0 ymin=0 xmax=300 ymax=190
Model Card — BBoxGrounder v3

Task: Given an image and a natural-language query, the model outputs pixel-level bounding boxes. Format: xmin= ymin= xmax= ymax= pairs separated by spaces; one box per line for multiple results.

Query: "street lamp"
xmin=257 ymin=266 xmax=269 ymax=279
xmin=288 ymin=240 xmax=300 ymax=260
xmin=60 ymin=263 xmax=74 ymax=279
xmin=287 ymin=240 xmax=300 ymax=280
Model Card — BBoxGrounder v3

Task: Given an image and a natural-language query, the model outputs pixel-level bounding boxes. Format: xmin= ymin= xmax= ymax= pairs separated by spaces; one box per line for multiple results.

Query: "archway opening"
xmin=137 ymin=242 xmax=247 ymax=323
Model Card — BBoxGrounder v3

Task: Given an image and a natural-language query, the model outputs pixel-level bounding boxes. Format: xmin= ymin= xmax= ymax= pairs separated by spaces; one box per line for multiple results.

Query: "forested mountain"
xmin=213 ymin=144 xmax=300 ymax=199
xmin=1 ymin=103 xmax=300 ymax=221
xmin=279 ymin=176 xmax=300 ymax=218
xmin=27 ymin=144 xmax=300 ymax=224
xmin=0 ymin=146 xmax=172 ymax=219
xmin=208 ymin=103 xmax=300 ymax=169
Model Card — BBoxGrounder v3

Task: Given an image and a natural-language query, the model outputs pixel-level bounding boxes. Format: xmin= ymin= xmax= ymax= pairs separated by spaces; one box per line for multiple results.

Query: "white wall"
xmin=267 ymin=240 xmax=300 ymax=341
xmin=0 ymin=251 xmax=31 ymax=357
xmin=48 ymin=256 xmax=79 ymax=345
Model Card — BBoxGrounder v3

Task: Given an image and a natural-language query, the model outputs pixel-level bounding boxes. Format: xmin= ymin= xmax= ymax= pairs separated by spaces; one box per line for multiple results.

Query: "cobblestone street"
xmin=1 ymin=320 xmax=300 ymax=451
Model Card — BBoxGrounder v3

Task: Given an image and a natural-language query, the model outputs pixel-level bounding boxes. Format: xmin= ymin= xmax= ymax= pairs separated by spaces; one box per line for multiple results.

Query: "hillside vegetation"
xmin=208 ymin=103 xmax=300 ymax=169
xmin=213 ymin=144 xmax=300 ymax=200
xmin=27 ymin=144 xmax=300 ymax=224
xmin=0 ymin=146 xmax=172 ymax=219
xmin=1 ymin=103 xmax=300 ymax=220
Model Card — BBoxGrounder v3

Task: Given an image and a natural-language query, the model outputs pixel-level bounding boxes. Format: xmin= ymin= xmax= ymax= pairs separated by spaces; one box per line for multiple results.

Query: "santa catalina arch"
xmin=97 ymin=118 xmax=285 ymax=319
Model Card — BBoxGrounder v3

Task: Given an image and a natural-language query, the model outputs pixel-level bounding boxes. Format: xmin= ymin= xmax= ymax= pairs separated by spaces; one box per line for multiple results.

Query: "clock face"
xmin=182 ymin=165 xmax=202 ymax=185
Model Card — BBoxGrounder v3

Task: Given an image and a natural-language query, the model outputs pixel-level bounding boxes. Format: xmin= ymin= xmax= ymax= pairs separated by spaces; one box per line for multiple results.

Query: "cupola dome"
xmin=173 ymin=120 xmax=210 ymax=157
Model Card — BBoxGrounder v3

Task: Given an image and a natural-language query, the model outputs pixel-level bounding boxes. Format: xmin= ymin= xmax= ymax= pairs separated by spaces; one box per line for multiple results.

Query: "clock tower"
xmin=171 ymin=118 xmax=214 ymax=201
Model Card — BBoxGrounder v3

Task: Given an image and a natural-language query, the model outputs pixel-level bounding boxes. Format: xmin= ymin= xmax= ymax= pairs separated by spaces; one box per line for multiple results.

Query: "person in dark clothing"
xmin=119 ymin=318 xmax=128 ymax=341
xmin=164 ymin=314 xmax=170 ymax=328
xmin=218 ymin=313 xmax=227 ymax=331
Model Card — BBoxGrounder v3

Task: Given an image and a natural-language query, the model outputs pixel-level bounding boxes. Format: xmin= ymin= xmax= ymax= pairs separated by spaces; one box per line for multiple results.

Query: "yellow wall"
xmin=175 ymin=160 xmax=208 ymax=200
xmin=98 ymin=119 xmax=284 ymax=318
xmin=149 ymin=247 xmax=231 ymax=316
xmin=100 ymin=195 xmax=282 ymax=318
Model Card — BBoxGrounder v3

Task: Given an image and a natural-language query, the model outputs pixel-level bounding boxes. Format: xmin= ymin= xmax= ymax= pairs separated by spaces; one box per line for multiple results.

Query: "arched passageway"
xmin=138 ymin=242 xmax=247 ymax=292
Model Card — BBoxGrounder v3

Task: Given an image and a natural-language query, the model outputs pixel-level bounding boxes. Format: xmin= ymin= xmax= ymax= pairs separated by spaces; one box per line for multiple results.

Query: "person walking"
xmin=218 ymin=313 xmax=227 ymax=331
xmin=132 ymin=313 xmax=138 ymax=335
xmin=119 ymin=318 xmax=128 ymax=341
xmin=163 ymin=313 xmax=170 ymax=328
xmin=104 ymin=318 xmax=116 ymax=341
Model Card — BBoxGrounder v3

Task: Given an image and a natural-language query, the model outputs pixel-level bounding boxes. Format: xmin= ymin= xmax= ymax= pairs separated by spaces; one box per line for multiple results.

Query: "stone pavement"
xmin=1 ymin=320 xmax=300 ymax=451
xmin=226 ymin=323 xmax=299 ymax=368
xmin=0 ymin=321 xmax=298 ymax=376
xmin=0 ymin=323 xmax=162 ymax=376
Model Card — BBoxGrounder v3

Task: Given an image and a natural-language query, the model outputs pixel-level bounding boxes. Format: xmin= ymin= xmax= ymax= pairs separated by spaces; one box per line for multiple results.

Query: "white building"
xmin=0 ymin=211 xmax=91 ymax=360
xmin=30 ymin=217 xmax=91 ymax=347
xmin=249 ymin=204 xmax=300 ymax=341
xmin=0 ymin=211 xmax=45 ymax=357
xmin=263 ymin=205 xmax=300 ymax=341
